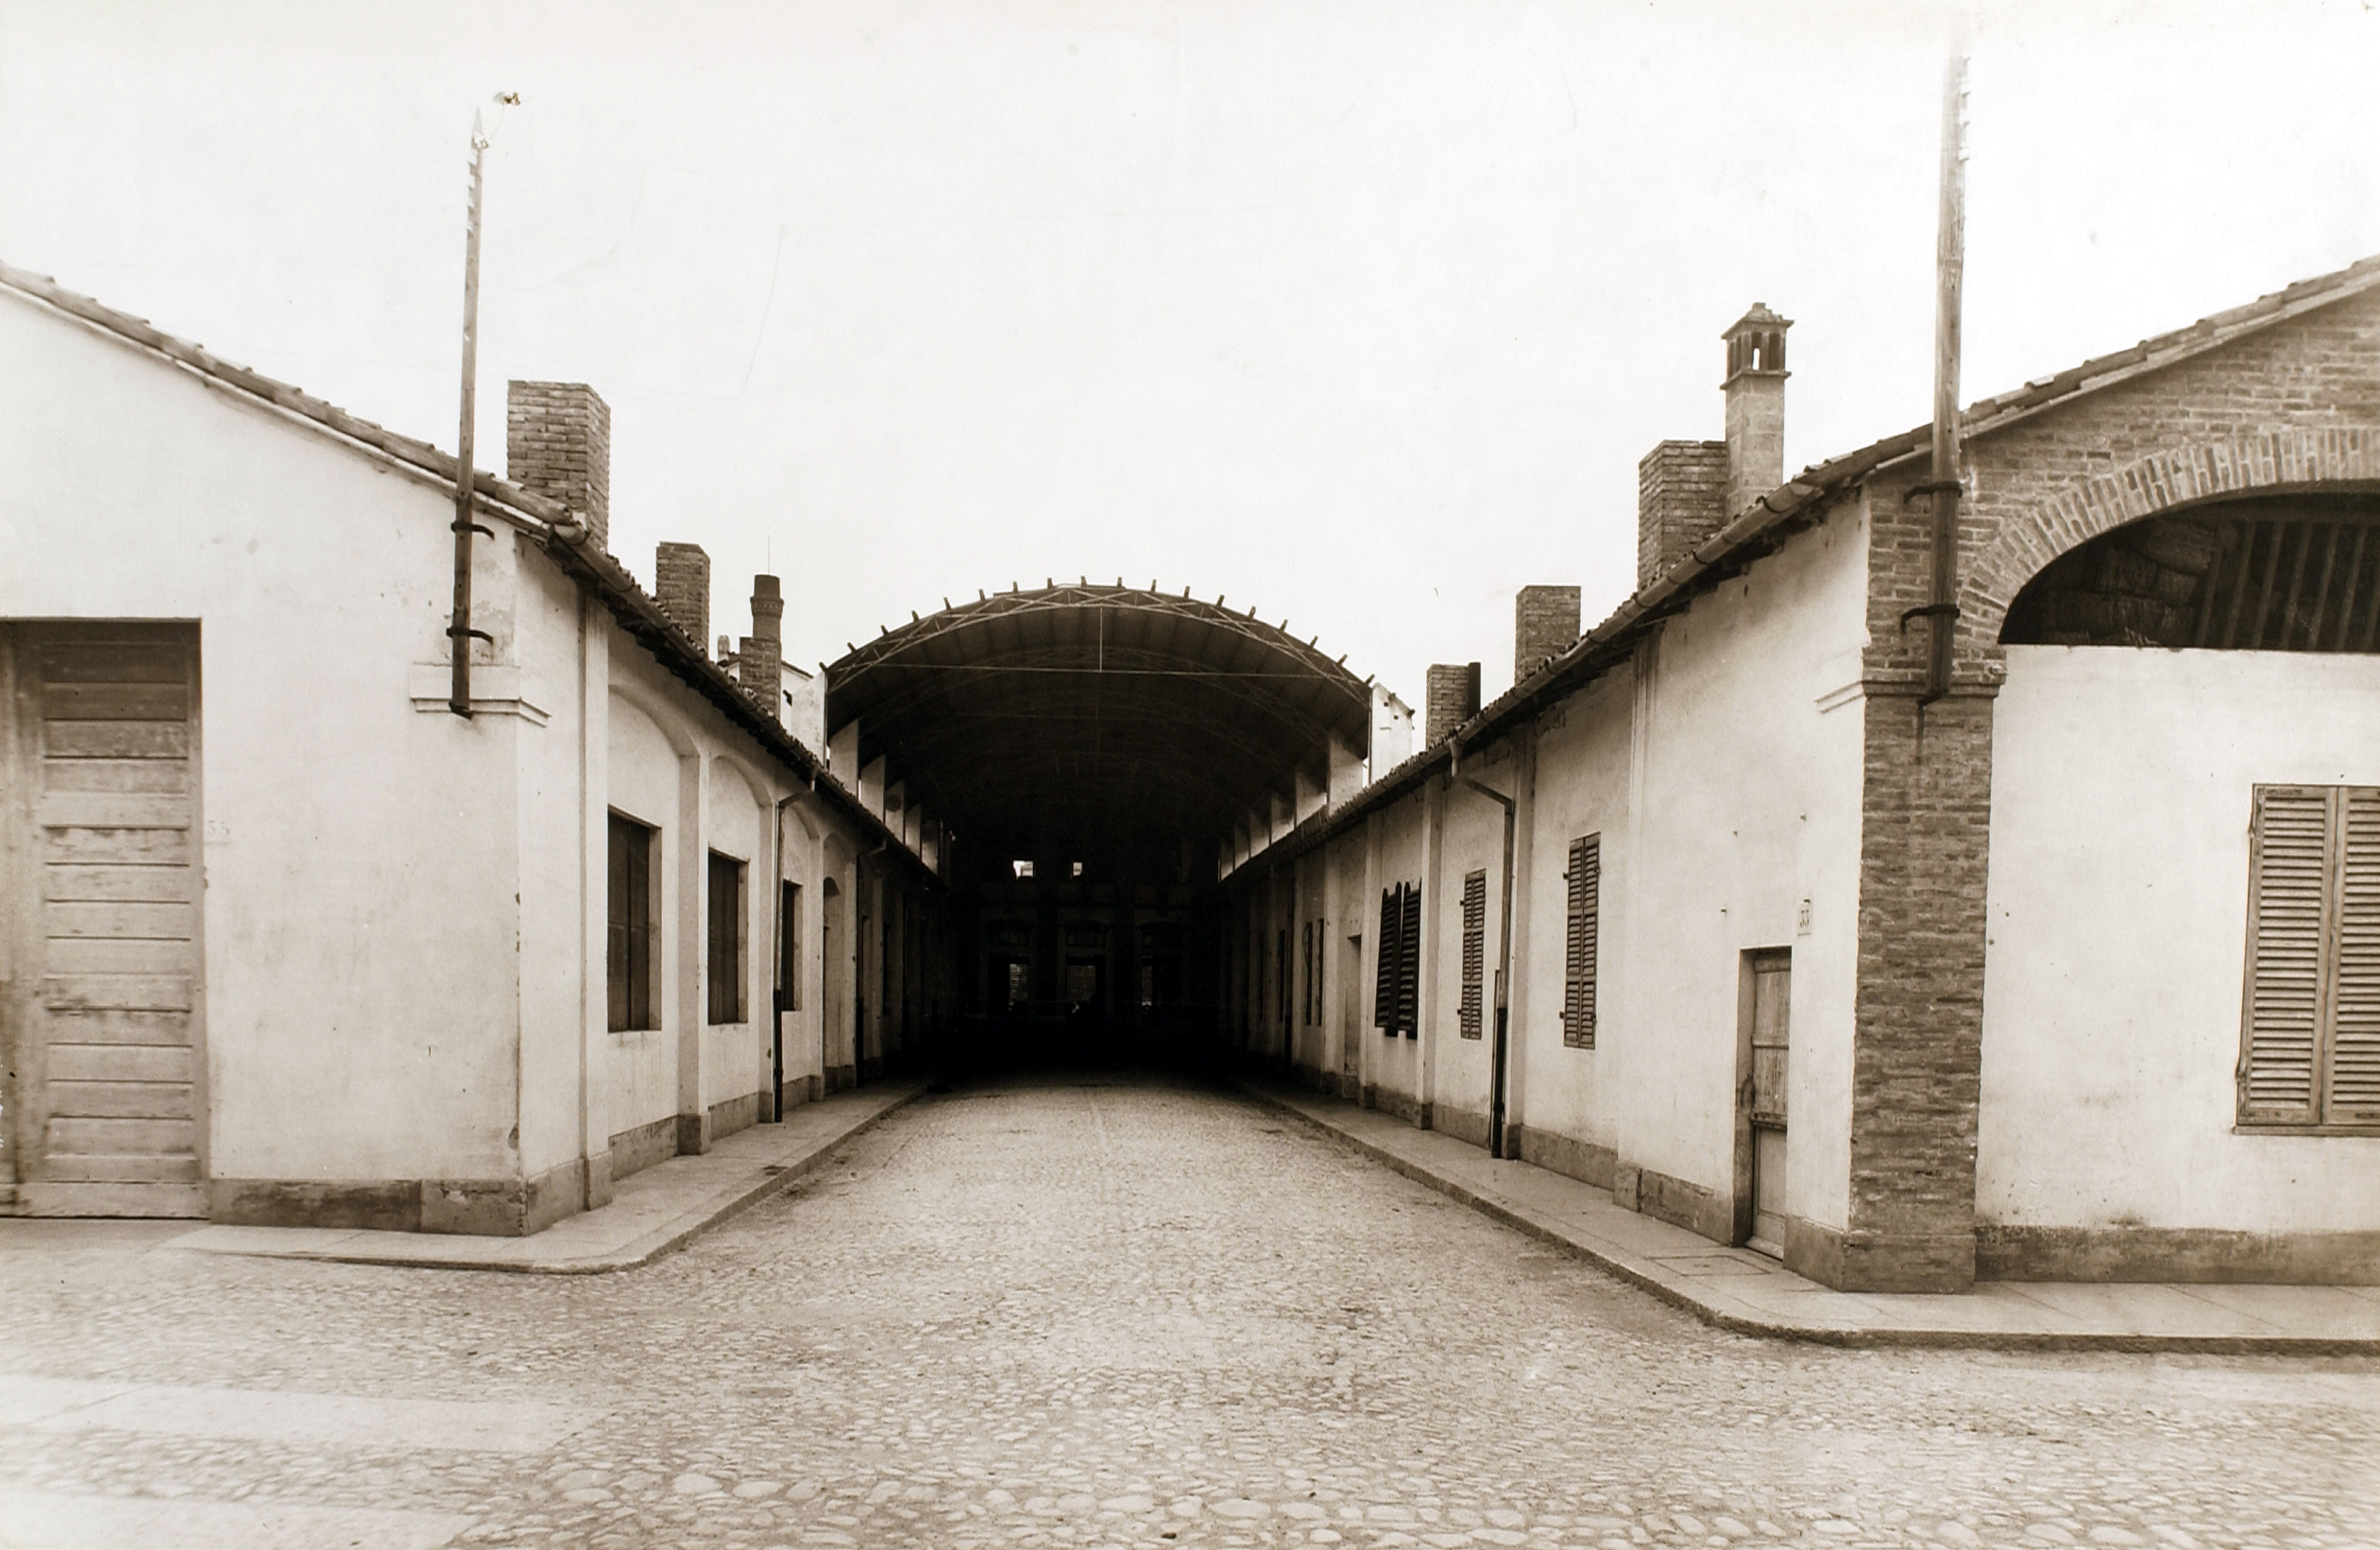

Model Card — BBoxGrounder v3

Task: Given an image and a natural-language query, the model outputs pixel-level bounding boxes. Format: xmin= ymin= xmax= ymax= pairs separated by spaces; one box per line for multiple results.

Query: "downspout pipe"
xmin=1450 ymin=739 xmax=1519 ymax=1160
xmin=1913 ymin=49 xmax=1968 ymax=708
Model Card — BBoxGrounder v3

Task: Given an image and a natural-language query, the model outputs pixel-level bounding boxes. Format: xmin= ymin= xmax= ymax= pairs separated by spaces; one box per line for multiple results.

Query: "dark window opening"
xmin=606 ymin=813 xmax=656 ymax=1032
xmin=707 ymin=850 xmax=748 ymax=1025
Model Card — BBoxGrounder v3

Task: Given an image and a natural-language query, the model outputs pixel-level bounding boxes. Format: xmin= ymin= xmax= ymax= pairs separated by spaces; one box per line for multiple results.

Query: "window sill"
xmin=2233 ymin=1122 xmax=2380 ymax=1136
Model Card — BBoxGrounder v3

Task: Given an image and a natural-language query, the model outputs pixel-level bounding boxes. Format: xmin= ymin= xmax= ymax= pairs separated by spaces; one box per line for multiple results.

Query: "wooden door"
xmin=1742 ymin=949 xmax=1790 ymax=1256
xmin=4 ymin=623 xmax=205 ymax=1217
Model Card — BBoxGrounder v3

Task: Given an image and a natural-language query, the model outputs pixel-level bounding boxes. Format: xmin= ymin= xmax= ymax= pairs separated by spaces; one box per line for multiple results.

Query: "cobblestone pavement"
xmin=3 ymin=1070 xmax=2376 ymax=1550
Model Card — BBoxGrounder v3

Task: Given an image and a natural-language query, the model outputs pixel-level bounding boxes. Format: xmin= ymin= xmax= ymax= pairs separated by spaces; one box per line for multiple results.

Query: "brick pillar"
xmin=1514 ymin=586 xmax=1581 ymax=680
xmin=1808 ymin=467 xmax=1997 ymax=1295
xmin=1423 ymin=663 xmax=1479 ymax=747
xmin=654 ymin=543 xmax=709 ymax=649
xmin=505 ymin=381 xmax=611 ymax=549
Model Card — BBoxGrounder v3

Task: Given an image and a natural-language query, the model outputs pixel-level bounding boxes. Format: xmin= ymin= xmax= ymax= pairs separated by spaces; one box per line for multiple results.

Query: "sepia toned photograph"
xmin=1 ymin=2 xmax=2375 ymax=1546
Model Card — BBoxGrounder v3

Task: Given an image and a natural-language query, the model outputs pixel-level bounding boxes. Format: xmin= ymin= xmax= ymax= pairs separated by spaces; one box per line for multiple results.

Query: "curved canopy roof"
xmin=827 ymin=584 xmax=1372 ymax=864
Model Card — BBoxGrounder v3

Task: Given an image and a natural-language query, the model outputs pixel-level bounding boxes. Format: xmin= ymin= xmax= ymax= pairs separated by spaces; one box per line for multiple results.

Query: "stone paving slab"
xmin=0 ymin=1486 xmax=478 ymax=1550
xmin=163 ymin=1082 xmax=928 ymax=1274
xmin=1238 ymin=1075 xmax=2380 ymax=1353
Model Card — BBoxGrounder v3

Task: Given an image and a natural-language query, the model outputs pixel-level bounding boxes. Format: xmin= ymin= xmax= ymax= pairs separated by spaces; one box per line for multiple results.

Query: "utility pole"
xmin=1921 ymin=48 xmax=1969 ymax=705
xmin=448 ymin=109 xmax=494 ymax=717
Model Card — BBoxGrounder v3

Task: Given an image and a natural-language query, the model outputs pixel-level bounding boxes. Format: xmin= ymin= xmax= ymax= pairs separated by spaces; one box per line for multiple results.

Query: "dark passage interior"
xmin=825 ymin=583 xmax=1372 ymax=1069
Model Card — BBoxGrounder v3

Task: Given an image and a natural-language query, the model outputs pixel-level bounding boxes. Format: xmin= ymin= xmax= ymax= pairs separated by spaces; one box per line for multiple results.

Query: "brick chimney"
xmin=1638 ymin=441 xmax=1728 ymax=589
xmin=1722 ymin=303 xmax=1791 ymax=521
xmin=1424 ymin=662 xmax=1480 ymax=747
xmin=654 ymin=542 xmax=710 ymax=649
xmin=1514 ymin=586 xmax=1581 ymax=681
xmin=506 ymin=382 xmax=611 ymax=549
xmin=738 ymin=574 xmax=784 ymax=712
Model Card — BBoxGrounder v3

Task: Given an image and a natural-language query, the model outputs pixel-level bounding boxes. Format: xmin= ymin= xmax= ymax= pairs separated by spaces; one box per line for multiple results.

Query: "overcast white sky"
xmin=6 ymin=0 xmax=2378 ymax=707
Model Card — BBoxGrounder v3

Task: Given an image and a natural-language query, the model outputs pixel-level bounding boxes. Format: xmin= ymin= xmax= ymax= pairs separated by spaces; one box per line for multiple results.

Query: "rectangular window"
xmin=2240 ymin=786 xmax=2380 ymax=1128
xmin=1459 ymin=869 xmax=1487 ymax=1039
xmin=1563 ymin=835 xmax=1601 ymax=1049
xmin=707 ymin=850 xmax=748 ymax=1025
xmin=1374 ymin=888 xmax=1401 ymax=1032
xmin=779 ymin=880 xmax=803 ymax=1013
xmin=606 ymin=813 xmax=656 ymax=1031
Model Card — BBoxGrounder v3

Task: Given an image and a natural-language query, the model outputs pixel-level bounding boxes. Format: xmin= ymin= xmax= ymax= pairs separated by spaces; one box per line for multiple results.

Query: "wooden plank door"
xmin=1742 ymin=948 xmax=1790 ymax=1257
xmin=6 ymin=622 xmax=206 ymax=1217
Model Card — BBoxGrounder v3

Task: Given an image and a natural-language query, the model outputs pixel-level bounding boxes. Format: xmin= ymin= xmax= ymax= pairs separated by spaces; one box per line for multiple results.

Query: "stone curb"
xmin=183 ymin=1082 xmax=932 ymax=1278
xmin=1232 ymin=1079 xmax=2380 ymax=1355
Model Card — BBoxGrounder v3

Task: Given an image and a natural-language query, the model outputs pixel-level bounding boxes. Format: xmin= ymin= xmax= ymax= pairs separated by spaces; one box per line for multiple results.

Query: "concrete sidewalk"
xmin=166 ymin=1082 xmax=929 ymax=1274
xmin=1240 ymin=1076 xmax=2380 ymax=1354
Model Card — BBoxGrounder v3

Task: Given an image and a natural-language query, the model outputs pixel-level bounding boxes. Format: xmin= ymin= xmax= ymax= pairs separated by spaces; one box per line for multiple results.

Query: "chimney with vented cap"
xmin=1635 ymin=303 xmax=1793 ymax=591
xmin=1722 ymin=303 xmax=1791 ymax=522
xmin=506 ymin=381 xmax=610 ymax=549
xmin=1425 ymin=662 xmax=1481 ymax=747
xmin=1514 ymin=586 xmax=1581 ymax=681
xmin=654 ymin=543 xmax=710 ymax=649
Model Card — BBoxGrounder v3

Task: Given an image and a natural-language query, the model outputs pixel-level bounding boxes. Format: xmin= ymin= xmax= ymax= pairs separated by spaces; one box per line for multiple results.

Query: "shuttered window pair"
xmin=1562 ymin=835 xmax=1601 ymax=1048
xmin=2239 ymin=786 xmax=2380 ymax=1128
xmin=1373 ymin=882 xmax=1422 ymax=1037
xmin=1459 ymin=870 xmax=1488 ymax=1039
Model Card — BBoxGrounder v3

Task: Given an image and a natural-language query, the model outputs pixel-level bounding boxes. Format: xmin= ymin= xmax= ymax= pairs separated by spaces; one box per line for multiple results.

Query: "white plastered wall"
xmin=0 ymin=291 xmax=532 ymax=1184
xmin=1981 ymin=645 xmax=2380 ymax=1233
xmin=1511 ymin=496 xmax=1869 ymax=1236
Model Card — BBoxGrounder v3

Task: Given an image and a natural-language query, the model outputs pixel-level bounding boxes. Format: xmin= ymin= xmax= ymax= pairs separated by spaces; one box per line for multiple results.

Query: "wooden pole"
xmin=1926 ymin=49 xmax=1968 ymax=705
xmin=448 ymin=111 xmax=490 ymax=718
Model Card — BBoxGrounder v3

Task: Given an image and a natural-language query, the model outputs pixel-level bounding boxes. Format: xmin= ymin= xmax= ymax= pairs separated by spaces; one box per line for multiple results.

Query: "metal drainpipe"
xmin=1450 ymin=739 xmax=1519 ymax=1160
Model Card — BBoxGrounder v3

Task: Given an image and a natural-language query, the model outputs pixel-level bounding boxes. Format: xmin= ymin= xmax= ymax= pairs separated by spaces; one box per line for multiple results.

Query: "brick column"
xmin=1814 ymin=473 xmax=1999 ymax=1294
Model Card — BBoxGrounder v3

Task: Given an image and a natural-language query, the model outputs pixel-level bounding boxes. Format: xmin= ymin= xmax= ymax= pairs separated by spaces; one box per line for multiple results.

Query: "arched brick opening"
xmin=1962 ymin=429 xmax=2380 ymax=652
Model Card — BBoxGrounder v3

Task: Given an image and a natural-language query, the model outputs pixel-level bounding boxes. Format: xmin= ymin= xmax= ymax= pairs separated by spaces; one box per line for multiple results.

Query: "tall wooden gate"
xmin=1 ymin=622 xmax=206 ymax=1217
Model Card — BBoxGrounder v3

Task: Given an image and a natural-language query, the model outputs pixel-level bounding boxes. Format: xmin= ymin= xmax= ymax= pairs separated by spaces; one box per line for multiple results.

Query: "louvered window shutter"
xmin=2240 ymin=787 xmax=2331 ymax=1123
xmin=1374 ymin=888 xmax=1399 ymax=1030
xmin=1460 ymin=870 xmax=1487 ymax=1039
xmin=1563 ymin=835 xmax=1600 ymax=1049
xmin=1389 ymin=880 xmax=1408 ymax=1038
xmin=2333 ymin=789 xmax=2380 ymax=1121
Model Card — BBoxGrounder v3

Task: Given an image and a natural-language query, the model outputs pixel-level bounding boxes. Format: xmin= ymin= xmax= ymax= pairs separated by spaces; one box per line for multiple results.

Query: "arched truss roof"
xmin=827 ymin=584 xmax=1372 ymax=854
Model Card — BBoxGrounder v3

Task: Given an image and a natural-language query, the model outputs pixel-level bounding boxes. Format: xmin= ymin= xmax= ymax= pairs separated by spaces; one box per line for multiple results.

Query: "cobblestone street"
xmin=3 ymin=1071 xmax=2376 ymax=1550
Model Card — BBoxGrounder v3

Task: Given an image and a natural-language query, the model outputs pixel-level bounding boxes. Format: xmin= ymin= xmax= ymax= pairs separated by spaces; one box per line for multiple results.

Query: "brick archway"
xmin=1963 ymin=428 xmax=2380 ymax=651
